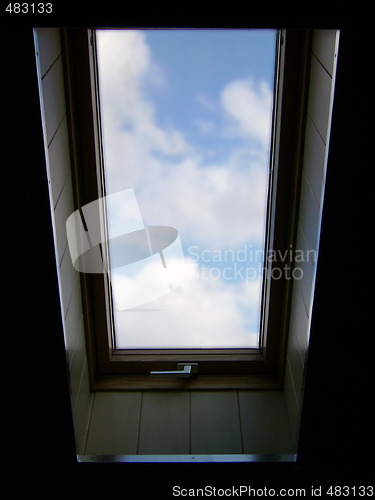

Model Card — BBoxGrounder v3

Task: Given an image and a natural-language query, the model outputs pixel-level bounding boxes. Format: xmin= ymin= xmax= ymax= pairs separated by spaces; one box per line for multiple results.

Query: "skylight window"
xmin=94 ymin=29 xmax=277 ymax=349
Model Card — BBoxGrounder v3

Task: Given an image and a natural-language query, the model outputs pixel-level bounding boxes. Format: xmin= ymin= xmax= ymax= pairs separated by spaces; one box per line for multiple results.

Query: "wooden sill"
xmin=92 ymin=372 xmax=283 ymax=391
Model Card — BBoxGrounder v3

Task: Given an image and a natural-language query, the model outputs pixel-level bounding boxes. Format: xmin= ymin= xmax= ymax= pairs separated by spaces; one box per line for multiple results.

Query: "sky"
xmin=95 ymin=29 xmax=277 ymax=348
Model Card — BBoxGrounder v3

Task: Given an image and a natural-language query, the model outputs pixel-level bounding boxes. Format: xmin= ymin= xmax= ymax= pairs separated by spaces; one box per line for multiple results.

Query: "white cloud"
xmin=96 ymin=30 xmax=150 ymax=126
xmin=96 ymin=29 xmax=189 ymax=164
xmin=221 ymin=78 xmax=273 ymax=150
xmin=113 ymin=258 xmax=261 ymax=348
xmin=132 ymin=153 xmax=269 ymax=250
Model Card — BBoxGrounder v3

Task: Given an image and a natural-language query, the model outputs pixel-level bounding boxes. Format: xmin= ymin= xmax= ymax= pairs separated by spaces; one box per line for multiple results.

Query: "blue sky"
xmin=96 ymin=29 xmax=277 ymax=348
xmin=142 ymin=30 xmax=275 ymax=150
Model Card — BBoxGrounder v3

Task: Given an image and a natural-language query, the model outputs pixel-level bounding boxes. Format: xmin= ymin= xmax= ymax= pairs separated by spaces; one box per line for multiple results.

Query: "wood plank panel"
xmin=191 ymin=391 xmax=242 ymax=454
xmin=59 ymin=247 xmax=78 ymax=318
xmin=47 ymin=116 xmax=70 ymax=208
xmin=286 ymin=320 xmax=305 ymax=404
xmin=41 ymin=55 xmax=66 ymax=145
xmin=138 ymin=391 xmax=189 ymax=454
xmin=69 ymin=317 xmax=86 ymax=411
xmin=35 ymin=28 xmax=94 ymax=458
xmin=288 ymin=283 xmax=310 ymax=356
xmin=85 ymin=392 xmax=142 ymax=455
xmin=35 ymin=28 xmax=61 ymax=78
xmin=298 ymin=174 xmax=320 ymax=263
xmin=312 ymin=30 xmax=338 ymax=77
xmin=307 ymin=55 xmax=332 ymax=143
xmin=53 ymin=176 xmax=73 ymax=263
xmin=295 ymin=225 xmax=316 ymax=318
xmin=73 ymin=360 xmax=94 ymax=454
xmin=283 ymin=358 xmax=300 ymax=444
xmin=64 ymin=279 xmax=83 ymax=359
xmin=239 ymin=391 xmax=295 ymax=454
xmin=302 ymin=116 xmax=326 ymax=208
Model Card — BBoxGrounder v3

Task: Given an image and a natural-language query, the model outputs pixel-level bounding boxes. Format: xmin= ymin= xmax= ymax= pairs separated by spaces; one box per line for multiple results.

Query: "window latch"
xmin=150 ymin=363 xmax=199 ymax=378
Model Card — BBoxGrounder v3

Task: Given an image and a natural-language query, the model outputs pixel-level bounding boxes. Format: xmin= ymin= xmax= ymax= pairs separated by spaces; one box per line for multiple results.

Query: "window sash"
xmin=94 ymin=29 xmax=277 ymax=353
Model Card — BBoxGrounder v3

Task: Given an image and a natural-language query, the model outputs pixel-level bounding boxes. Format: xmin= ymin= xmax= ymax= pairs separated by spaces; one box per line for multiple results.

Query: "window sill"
xmin=92 ymin=372 xmax=283 ymax=391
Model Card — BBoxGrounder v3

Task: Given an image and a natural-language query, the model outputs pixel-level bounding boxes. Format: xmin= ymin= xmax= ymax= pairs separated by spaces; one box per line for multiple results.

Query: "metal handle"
xmin=150 ymin=363 xmax=199 ymax=378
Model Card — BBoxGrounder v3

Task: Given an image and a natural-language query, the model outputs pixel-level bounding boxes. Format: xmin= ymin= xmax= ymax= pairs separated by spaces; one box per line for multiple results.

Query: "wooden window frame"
xmin=62 ymin=28 xmax=311 ymax=390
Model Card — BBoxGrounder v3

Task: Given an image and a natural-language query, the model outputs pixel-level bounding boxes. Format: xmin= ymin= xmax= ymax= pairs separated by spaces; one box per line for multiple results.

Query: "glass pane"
xmin=95 ymin=29 xmax=277 ymax=349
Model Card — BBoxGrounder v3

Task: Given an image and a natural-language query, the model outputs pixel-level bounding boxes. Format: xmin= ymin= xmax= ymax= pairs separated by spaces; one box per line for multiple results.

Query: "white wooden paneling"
xmin=295 ymin=226 xmax=316 ymax=317
xmin=288 ymin=282 xmax=310 ymax=356
xmin=73 ymin=360 xmax=94 ymax=454
xmin=302 ymin=116 xmax=326 ymax=208
xmin=138 ymin=391 xmax=190 ymax=454
xmin=283 ymin=35 xmax=337 ymax=451
xmin=286 ymin=318 xmax=305 ymax=403
xmin=59 ymin=247 xmax=78 ymax=319
xmin=191 ymin=392 xmax=242 ymax=454
xmin=53 ymin=176 xmax=73 ymax=264
xmin=298 ymin=174 xmax=320 ymax=262
xmin=41 ymin=55 xmax=66 ymax=145
xmin=299 ymin=257 xmax=315 ymax=322
xmin=64 ymin=279 xmax=83 ymax=361
xmin=307 ymin=55 xmax=333 ymax=144
xmin=35 ymin=28 xmax=93 ymax=456
xmin=48 ymin=117 xmax=70 ymax=208
xmin=84 ymin=390 xmax=299 ymax=456
xmin=85 ymin=392 xmax=142 ymax=455
xmin=239 ymin=391 xmax=295 ymax=454
xmin=312 ymin=30 xmax=338 ymax=77
xmin=69 ymin=316 xmax=86 ymax=411
xmin=283 ymin=359 xmax=300 ymax=444
xmin=35 ymin=28 xmax=61 ymax=78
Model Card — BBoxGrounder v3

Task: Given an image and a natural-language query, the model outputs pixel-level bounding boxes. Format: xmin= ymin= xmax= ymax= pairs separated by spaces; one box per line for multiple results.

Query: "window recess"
xmin=62 ymin=28 xmax=312 ymax=390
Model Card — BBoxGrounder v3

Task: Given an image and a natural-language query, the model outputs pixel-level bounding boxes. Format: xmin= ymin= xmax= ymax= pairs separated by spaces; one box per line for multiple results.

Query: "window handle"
xmin=150 ymin=363 xmax=199 ymax=378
